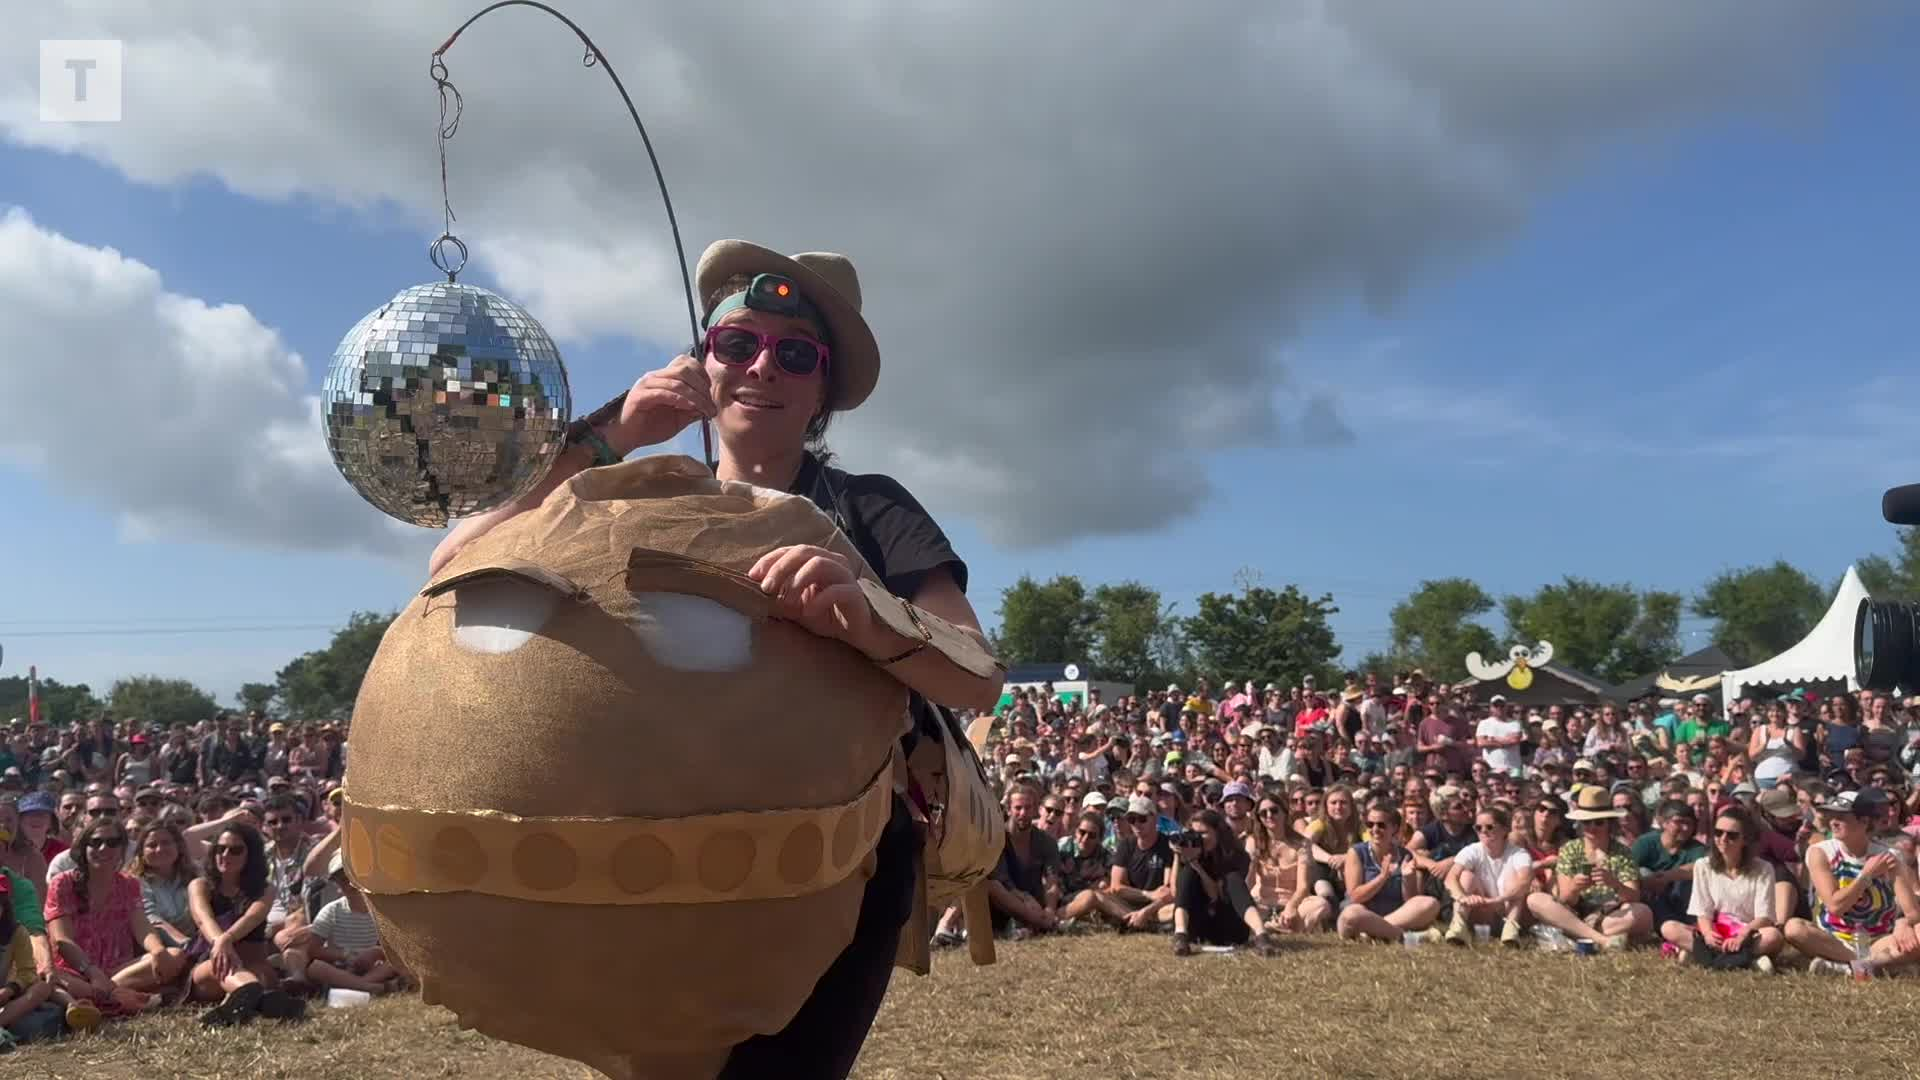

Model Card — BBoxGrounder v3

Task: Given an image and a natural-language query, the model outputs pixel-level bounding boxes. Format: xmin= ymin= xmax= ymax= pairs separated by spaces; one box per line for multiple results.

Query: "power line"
xmin=2 ymin=624 xmax=343 ymax=638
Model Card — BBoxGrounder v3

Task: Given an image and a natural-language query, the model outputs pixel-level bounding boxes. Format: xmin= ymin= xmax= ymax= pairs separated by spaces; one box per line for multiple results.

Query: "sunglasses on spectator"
xmin=86 ymin=807 xmax=118 ymax=818
xmin=702 ymin=325 xmax=829 ymax=377
xmin=1125 ymin=814 xmax=1151 ymax=824
xmin=1713 ymin=829 xmax=1746 ymax=840
xmin=1365 ymin=818 xmax=1394 ymax=829
xmin=86 ymin=835 xmax=126 ymax=850
xmin=1075 ymin=829 xmax=1099 ymax=840
xmin=214 ymin=844 xmax=248 ymax=857
xmin=1474 ymin=823 xmax=1501 ymax=833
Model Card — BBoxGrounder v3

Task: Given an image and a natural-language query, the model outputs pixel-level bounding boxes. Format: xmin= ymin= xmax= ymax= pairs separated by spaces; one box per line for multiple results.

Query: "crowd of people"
xmin=0 ymin=710 xmax=401 ymax=1051
xmin=954 ymin=672 xmax=1920 ymax=976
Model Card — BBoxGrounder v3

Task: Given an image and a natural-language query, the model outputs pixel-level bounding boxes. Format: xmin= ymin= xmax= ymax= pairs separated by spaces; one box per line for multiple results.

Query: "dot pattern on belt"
xmin=338 ymin=759 xmax=891 ymax=906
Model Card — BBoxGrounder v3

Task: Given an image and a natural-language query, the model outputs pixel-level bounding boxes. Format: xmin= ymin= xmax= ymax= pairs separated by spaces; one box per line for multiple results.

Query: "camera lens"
xmin=1855 ymin=598 xmax=1920 ymax=691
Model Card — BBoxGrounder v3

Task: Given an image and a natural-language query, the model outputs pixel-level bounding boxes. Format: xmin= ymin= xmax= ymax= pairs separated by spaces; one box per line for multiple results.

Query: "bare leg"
xmin=1296 ymin=896 xmax=1333 ymax=931
xmin=1784 ymin=918 xmax=1855 ymax=964
xmin=1659 ymin=920 xmax=1696 ymax=955
xmin=1526 ymin=893 xmax=1603 ymax=943
xmin=1870 ymin=932 xmax=1920 ymax=971
xmin=305 ymin=959 xmax=391 ymax=995
xmin=1600 ymin=903 xmax=1653 ymax=943
xmin=1061 ymin=889 xmax=1104 ymax=921
xmin=1337 ymin=904 xmax=1398 ymax=941
xmin=0 ymin=980 xmax=54 ymax=1028
xmin=1386 ymin=896 xmax=1441 ymax=931
xmin=1751 ymin=926 xmax=1786 ymax=957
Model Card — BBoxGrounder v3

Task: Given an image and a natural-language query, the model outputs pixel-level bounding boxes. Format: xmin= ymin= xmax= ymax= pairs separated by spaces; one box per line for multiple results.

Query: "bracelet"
xmin=874 ymin=595 xmax=934 ymax=666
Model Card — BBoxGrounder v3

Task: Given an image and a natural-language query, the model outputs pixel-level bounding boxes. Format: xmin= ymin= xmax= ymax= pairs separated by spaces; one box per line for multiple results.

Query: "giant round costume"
xmin=341 ymin=451 xmax=1005 ymax=1080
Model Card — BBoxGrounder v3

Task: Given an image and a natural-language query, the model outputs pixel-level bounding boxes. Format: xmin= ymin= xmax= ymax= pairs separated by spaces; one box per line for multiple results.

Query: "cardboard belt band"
xmin=341 ymin=759 xmax=894 ymax=906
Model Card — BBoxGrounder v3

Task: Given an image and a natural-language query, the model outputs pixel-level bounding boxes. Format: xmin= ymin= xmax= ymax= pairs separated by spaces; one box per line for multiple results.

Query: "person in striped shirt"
xmin=291 ymin=851 xmax=404 ymax=996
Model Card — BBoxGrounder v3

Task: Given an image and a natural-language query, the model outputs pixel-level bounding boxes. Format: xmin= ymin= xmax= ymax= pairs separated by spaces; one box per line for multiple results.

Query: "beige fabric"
xmin=347 ymin=453 xmax=1004 ymax=1079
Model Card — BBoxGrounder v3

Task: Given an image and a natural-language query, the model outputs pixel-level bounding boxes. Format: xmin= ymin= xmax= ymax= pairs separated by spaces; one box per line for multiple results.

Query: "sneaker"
xmin=65 ymin=1000 xmax=103 ymax=1033
xmin=1445 ymin=908 xmax=1470 ymax=946
xmin=930 ymin=930 xmax=963 ymax=950
xmin=200 ymin=983 xmax=266 ymax=1028
xmin=1755 ymin=955 xmax=1775 ymax=975
xmin=1809 ymin=958 xmax=1850 ymax=977
xmin=1172 ymin=932 xmax=1193 ymax=957
xmin=258 ymin=989 xmax=307 ymax=1022
xmin=1423 ymin=927 xmax=1446 ymax=946
xmin=1603 ymin=934 xmax=1631 ymax=952
xmin=1500 ymin=918 xmax=1523 ymax=948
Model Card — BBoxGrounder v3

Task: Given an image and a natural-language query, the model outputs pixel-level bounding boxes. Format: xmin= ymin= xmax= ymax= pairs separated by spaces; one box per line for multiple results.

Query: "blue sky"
xmin=3 ymin=5 xmax=1917 ymax=705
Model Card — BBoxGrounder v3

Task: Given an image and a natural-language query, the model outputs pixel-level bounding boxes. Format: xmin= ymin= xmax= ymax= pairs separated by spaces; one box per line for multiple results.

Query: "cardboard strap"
xmin=340 ymin=758 xmax=892 ymax=907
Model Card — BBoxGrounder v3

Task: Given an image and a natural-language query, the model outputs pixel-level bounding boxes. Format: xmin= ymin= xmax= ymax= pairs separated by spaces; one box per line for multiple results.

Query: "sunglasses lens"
xmin=709 ymin=327 xmax=760 ymax=363
xmin=773 ymin=338 xmax=823 ymax=376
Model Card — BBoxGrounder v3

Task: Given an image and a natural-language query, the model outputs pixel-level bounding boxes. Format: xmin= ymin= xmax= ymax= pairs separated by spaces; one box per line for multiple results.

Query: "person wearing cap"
xmin=1476 ymin=697 xmax=1524 ymax=778
xmin=1524 ymin=787 xmax=1653 ymax=951
xmin=1069 ymin=795 xmax=1174 ymax=932
xmin=1785 ymin=788 xmax=1920 ymax=976
xmin=112 ymin=734 xmax=157 ymax=792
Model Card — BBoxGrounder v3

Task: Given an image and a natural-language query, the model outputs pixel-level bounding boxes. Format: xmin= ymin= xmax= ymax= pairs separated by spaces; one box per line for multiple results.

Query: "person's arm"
xmin=302 ymin=825 xmax=343 ymax=881
xmin=186 ymin=878 xmax=223 ymax=943
xmin=140 ymin=884 xmax=190 ymax=945
xmin=1344 ymin=849 xmax=1391 ymax=906
xmin=45 ymin=915 xmax=103 ymax=983
xmin=1806 ymin=845 xmax=1874 ymax=917
xmin=1555 ymin=854 xmax=1591 ymax=905
xmin=127 ymin=901 xmax=168 ymax=963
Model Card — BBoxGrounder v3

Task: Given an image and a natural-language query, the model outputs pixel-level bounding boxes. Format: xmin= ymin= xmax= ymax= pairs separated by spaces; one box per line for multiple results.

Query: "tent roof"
xmin=1459 ymin=662 xmax=1614 ymax=706
xmin=1721 ymin=566 xmax=1868 ymax=706
xmin=1612 ymin=644 xmax=1740 ymax=701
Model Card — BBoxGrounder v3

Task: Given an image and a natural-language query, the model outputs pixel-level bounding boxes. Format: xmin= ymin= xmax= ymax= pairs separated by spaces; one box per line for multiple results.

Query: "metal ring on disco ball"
xmin=430 ymin=233 xmax=470 ymax=282
xmin=322 ymin=281 xmax=571 ymax=527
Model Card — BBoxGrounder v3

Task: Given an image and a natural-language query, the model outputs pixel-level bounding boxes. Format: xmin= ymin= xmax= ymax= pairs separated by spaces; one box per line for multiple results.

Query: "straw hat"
xmin=1565 ymin=785 xmax=1626 ymax=821
xmin=694 ymin=240 xmax=881 ymax=411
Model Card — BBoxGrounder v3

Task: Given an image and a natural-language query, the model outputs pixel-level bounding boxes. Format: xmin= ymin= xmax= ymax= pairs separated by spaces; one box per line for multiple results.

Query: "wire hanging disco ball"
xmin=322 ymin=279 xmax=570 ymax=527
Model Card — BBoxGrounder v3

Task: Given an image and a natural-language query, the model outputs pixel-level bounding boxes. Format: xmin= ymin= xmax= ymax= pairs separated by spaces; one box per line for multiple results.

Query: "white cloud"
xmin=0 ymin=0 xmax=1894 ymax=546
xmin=0 ymin=207 xmax=429 ymax=560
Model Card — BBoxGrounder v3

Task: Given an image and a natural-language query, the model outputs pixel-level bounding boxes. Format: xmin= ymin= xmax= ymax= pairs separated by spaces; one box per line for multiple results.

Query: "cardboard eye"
xmin=452 ymin=577 xmax=561 ymax=655
xmin=627 ymin=593 xmax=753 ymax=671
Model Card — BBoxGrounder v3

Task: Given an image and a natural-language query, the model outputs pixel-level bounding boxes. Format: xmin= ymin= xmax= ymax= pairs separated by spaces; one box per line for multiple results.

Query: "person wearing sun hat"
xmin=1524 ymin=786 xmax=1653 ymax=951
xmin=427 ymin=239 xmax=1000 ymax=1075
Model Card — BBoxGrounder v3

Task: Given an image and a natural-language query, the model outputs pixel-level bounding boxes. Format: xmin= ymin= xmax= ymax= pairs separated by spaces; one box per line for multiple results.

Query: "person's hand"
xmin=1125 ymin=909 xmax=1154 ymax=931
xmin=1892 ymin=922 xmax=1920 ymax=957
xmin=1727 ymin=928 xmax=1752 ymax=953
xmin=1276 ymin=906 xmax=1302 ymax=932
xmin=212 ymin=938 xmax=240 ymax=981
xmin=88 ymin=967 xmax=115 ymax=997
xmin=1701 ymin=926 xmax=1725 ymax=950
xmin=748 ymin=545 xmax=874 ymax=648
xmin=1036 ymin=909 xmax=1060 ymax=931
xmin=610 ymin=355 xmax=716 ymax=453
xmin=1864 ymin=852 xmax=1899 ymax=881
xmin=1570 ymin=873 xmax=1594 ymax=893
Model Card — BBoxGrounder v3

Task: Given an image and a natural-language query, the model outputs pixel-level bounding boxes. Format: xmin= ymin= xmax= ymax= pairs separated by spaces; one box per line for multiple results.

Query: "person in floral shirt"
xmin=1523 ymin=787 xmax=1654 ymax=951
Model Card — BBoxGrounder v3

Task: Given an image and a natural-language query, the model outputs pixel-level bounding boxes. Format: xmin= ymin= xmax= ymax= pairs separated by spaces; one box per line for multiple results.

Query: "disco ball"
xmin=323 ymin=282 xmax=571 ymax=527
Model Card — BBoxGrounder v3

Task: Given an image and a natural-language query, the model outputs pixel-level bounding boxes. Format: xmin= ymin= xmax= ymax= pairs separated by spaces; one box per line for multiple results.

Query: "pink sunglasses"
xmin=702 ymin=324 xmax=830 ymax=377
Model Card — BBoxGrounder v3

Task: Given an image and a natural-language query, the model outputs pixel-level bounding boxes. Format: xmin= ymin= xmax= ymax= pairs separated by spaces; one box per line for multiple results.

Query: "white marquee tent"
xmin=1720 ymin=565 xmax=1869 ymax=709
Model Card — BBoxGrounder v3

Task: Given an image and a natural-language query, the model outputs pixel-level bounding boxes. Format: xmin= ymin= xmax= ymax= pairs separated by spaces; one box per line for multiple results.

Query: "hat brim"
xmin=1566 ymin=808 xmax=1627 ymax=821
xmin=695 ymin=240 xmax=880 ymax=411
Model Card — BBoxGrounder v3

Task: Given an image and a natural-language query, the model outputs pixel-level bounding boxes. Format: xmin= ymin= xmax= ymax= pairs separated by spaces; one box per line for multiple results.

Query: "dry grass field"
xmin=13 ymin=933 xmax=1920 ymax=1079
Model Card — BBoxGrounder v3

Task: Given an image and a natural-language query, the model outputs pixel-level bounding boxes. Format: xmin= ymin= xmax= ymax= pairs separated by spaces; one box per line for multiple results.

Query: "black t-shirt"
xmin=789 ymin=451 xmax=969 ymax=747
xmin=1109 ymin=833 xmax=1176 ymax=890
xmin=1420 ymin=820 xmax=1475 ymax=862
xmin=993 ymin=830 xmax=1060 ymax=898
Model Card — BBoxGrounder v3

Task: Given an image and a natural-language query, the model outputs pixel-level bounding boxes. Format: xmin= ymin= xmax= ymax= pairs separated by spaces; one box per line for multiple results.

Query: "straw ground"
xmin=11 ymin=934 xmax=1920 ymax=1079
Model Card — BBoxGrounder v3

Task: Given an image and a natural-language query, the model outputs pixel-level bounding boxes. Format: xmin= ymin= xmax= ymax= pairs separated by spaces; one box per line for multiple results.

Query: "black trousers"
xmin=1175 ymin=864 xmax=1255 ymax=947
xmin=717 ymin=795 xmax=921 ymax=1080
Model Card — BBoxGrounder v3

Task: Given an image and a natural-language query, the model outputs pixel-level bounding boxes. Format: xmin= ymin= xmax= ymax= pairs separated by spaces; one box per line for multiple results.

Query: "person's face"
xmin=1401 ymin=796 xmax=1426 ymax=823
xmin=84 ymin=796 xmax=121 ymax=826
xmin=1602 ymin=706 xmax=1618 ymax=726
xmin=1073 ymin=819 xmax=1102 ymax=850
xmin=1391 ymin=765 xmax=1409 ymax=786
xmin=1189 ymin=818 xmax=1219 ymax=852
xmin=1829 ymin=809 xmax=1869 ymax=844
xmin=1471 ymin=762 xmax=1489 ymax=783
xmin=264 ymin=805 xmax=298 ymax=839
xmin=1127 ymin=810 xmax=1157 ymax=845
xmin=1006 ymin=791 xmax=1038 ymax=832
xmin=1475 ymin=813 xmax=1505 ymax=851
xmin=1364 ymin=810 xmax=1397 ymax=845
xmin=704 ymin=307 xmax=831 ymax=450
xmin=1325 ymin=792 xmax=1352 ymax=821
xmin=1613 ymin=792 xmax=1635 ymax=814
xmin=1223 ymin=796 xmax=1251 ymax=822
xmin=1257 ymin=800 xmax=1285 ymax=829
xmin=141 ymin=827 xmax=179 ymax=870
xmin=1445 ymin=797 xmax=1472 ymax=828
xmin=84 ymin=826 xmax=127 ymax=867
xmin=1303 ymin=793 xmax=1323 ymax=819
xmin=212 ymin=830 xmax=249 ymax=875
xmin=1660 ymin=812 xmax=1696 ymax=845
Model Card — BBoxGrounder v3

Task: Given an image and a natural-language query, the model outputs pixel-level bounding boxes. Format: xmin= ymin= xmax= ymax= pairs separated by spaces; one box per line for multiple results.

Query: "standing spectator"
xmin=1524 ymin=787 xmax=1653 ymax=951
xmin=1786 ymin=789 xmax=1920 ymax=976
xmin=160 ymin=724 xmax=199 ymax=788
xmin=1476 ymin=697 xmax=1524 ymax=778
xmin=1584 ymin=705 xmax=1629 ymax=758
xmin=261 ymin=724 xmax=292 ymax=781
xmin=1336 ymin=803 xmax=1442 ymax=942
xmin=113 ymin=735 xmax=158 ymax=790
xmin=1444 ymin=805 xmax=1534 ymax=946
xmin=1632 ymin=800 xmax=1707 ymax=956
xmin=1685 ymin=807 xmax=1783 ymax=972
xmin=201 ymin=720 xmax=256 ymax=788
xmin=1417 ymin=703 xmax=1473 ymax=778
xmin=1170 ymin=809 xmax=1280 ymax=956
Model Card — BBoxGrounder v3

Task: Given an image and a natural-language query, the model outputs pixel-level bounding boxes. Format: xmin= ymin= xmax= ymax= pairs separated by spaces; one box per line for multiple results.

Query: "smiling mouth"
xmin=733 ymin=395 xmax=784 ymax=410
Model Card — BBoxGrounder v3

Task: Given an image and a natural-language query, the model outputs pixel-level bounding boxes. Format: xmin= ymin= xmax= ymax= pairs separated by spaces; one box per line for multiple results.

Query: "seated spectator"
xmin=1524 ymin=787 xmax=1653 ymax=951
xmin=1443 ymin=805 xmax=1533 ymax=947
xmin=1170 ymin=809 xmax=1279 ymax=956
xmin=1220 ymin=781 xmax=1255 ymax=841
xmin=1245 ymin=795 xmax=1330 ymax=933
xmin=1786 ymin=788 xmax=1920 ymax=977
xmin=1336 ymin=804 xmax=1441 ymax=942
xmin=1064 ymin=796 xmax=1173 ymax=931
xmin=6 ymin=794 xmax=56 ymax=887
xmin=983 ymin=786 xmax=1061 ymax=939
xmin=1752 ymin=786 xmax=1811 ymax=924
xmin=0 ymin=871 xmax=57 ymax=1049
xmin=284 ymin=852 xmax=405 ymax=996
xmin=1684 ymin=807 xmax=1783 ymax=972
xmin=1301 ymin=785 xmax=1360 ymax=908
xmin=43 ymin=819 xmax=166 ymax=1025
xmin=46 ymin=792 xmax=128 ymax=883
xmin=1632 ymin=800 xmax=1707 ymax=956
xmin=186 ymin=823 xmax=304 ymax=1026
xmin=118 ymin=821 xmax=197 ymax=996
xmin=1056 ymin=812 xmax=1113 ymax=898
xmin=1410 ymin=792 xmax=1476 ymax=902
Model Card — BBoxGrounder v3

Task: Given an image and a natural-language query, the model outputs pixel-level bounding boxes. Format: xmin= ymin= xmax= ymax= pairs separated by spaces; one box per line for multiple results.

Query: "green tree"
xmin=1384 ymin=578 xmax=1500 ymax=681
xmin=1693 ymin=561 xmax=1828 ymax=667
xmin=107 ymin=675 xmax=219 ymax=730
xmin=1857 ymin=528 xmax=1920 ymax=603
xmin=993 ymin=576 xmax=1096 ymax=665
xmin=236 ymin=682 xmax=277 ymax=716
xmin=274 ymin=611 xmax=397 ymax=721
xmin=1501 ymin=578 xmax=1682 ymax=684
xmin=1088 ymin=581 xmax=1183 ymax=687
xmin=1182 ymin=579 xmax=1340 ymax=689
xmin=0 ymin=674 xmax=103 ymax=727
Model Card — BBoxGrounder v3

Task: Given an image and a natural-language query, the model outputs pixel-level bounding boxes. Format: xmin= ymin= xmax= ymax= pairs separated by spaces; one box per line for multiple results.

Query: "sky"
xmin=2 ymin=1 xmax=1919 ymax=706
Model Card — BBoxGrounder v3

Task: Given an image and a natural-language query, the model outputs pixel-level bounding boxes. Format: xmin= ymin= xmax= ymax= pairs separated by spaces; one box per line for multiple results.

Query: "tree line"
xmin=995 ymin=528 xmax=1920 ymax=690
xmin=4 ymin=528 xmax=1915 ymax=729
